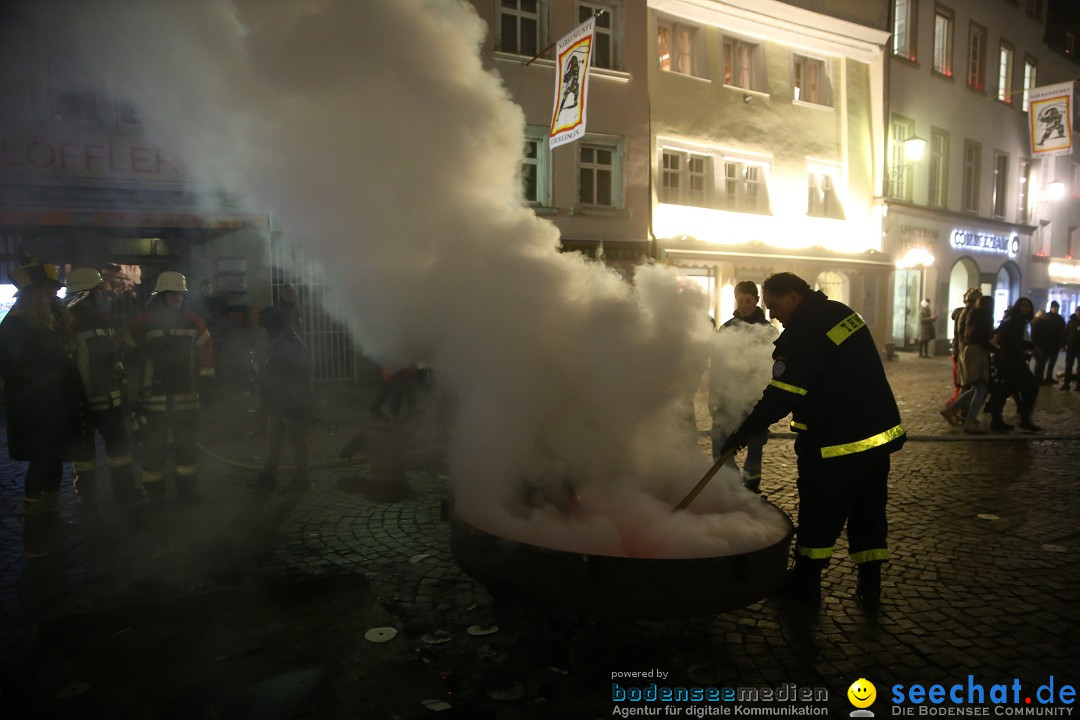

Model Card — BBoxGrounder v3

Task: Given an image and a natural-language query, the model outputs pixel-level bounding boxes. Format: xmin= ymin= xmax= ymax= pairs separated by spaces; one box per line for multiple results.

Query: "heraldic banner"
xmin=549 ymin=15 xmax=596 ymax=149
xmin=1029 ymin=81 xmax=1075 ymax=157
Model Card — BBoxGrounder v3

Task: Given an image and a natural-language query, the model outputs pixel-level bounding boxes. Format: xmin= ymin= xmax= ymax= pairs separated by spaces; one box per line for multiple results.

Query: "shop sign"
xmin=950 ymin=229 xmax=1019 ymax=257
xmin=1048 ymin=260 xmax=1080 ymax=283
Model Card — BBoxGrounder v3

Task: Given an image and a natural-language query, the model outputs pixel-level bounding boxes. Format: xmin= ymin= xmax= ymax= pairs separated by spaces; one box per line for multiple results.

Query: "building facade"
xmin=885 ymin=0 xmax=1080 ymax=354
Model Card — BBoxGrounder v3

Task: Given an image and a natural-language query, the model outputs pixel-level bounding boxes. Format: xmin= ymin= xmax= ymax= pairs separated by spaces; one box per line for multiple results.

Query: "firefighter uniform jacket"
xmin=70 ymin=300 xmax=125 ymax=413
xmin=124 ymin=304 xmax=214 ymax=412
xmin=735 ymin=291 xmax=905 ymax=460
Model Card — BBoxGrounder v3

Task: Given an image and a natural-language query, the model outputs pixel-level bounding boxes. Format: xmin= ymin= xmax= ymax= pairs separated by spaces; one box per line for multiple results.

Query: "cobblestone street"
xmin=1 ymin=353 xmax=1078 ymax=719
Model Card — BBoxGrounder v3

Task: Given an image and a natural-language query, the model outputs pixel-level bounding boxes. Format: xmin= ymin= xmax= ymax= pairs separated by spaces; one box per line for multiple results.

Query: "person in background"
xmin=947 ymin=289 xmax=980 ymax=405
xmin=64 ymin=268 xmax=141 ymax=516
xmin=124 ymin=271 xmax=214 ymax=505
xmin=275 ymin=283 xmax=303 ymax=336
xmin=251 ymin=305 xmax=313 ymax=493
xmin=721 ymin=272 xmax=905 ymax=609
xmin=940 ymin=295 xmax=994 ymax=434
xmin=984 ymin=297 xmax=1040 ymax=433
xmin=370 ymin=364 xmax=418 ymax=421
xmin=1060 ymin=307 xmax=1080 ymax=392
xmin=0 ymin=258 xmax=85 ymax=551
xmin=1031 ymin=301 xmax=1066 ymax=386
xmin=917 ymin=299 xmax=936 ymax=358
xmin=711 ymin=280 xmax=776 ymax=493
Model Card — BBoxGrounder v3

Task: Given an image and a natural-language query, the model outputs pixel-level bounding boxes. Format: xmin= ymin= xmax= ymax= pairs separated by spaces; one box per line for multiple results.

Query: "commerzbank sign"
xmin=951 ymin=229 xmax=1020 ymax=257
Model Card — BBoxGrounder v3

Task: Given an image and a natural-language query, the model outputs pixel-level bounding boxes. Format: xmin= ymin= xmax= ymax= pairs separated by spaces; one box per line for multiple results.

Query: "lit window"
xmin=807 ymin=169 xmax=843 ymax=219
xmin=660 ymin=149 xmax=709 ymax=207
xmin=997 ymin=43 xmax=1014 ymax=104
xmin=51 ymin=86 xmax=100 ymax=122
xmin=722 ymin=159 xmax=769 ymax=214
xmin=658 ymin=19 xmax=698 ymax=76
xmin=522 ymin=132 xmax=551 ymax=207
xmin=967 ymin=23 xmax=986 ymax=92
xmin=933 ymin=9 xmax=953 ymax=76
xmin=1022 ymin=59 xmax=1037 ymax=112
xmin=1019 ymin=160 xmax=1031 ymax=224
xmin=1025 ymin=0 xmax=1042 ymax=19
xmin=724 ymin=37 xmax=763 ymax=91
xmin=893 ymin=0 xmax=917 ymax=60
xmin=499 ymin=0 xmax=547 ymax=57
xmin=889 ymin=118 xmax=917 ymax=201
xmin=793 ymin=55 xmax=831 ymax=105
xmin=992 ymin=153 xmax=1009 ymax=219
xmin=929 ymin=130 xmax=949 ymax=208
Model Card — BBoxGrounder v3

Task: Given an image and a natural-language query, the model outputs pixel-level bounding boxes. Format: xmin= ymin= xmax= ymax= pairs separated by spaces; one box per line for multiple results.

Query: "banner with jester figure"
xmin=549 ymin=16 xmax=595 ymax=149
xmin=1030 ymin=81 xmax=1074 ymax=157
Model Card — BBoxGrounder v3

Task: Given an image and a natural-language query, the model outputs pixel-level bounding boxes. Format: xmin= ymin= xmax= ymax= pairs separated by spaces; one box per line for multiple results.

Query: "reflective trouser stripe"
xmin=73 ymin=460 xmax=97 ymax=472
xmin=743 ymin=472 xmax=761 ymax=481
xmin=23 ymin=496 xmax=45 ymax=516
xmin=175 ymin=465 xmax=197 ymax=477
xmin=142 ymin=470 xmax=165 ymax=484
xmin=850 ymin=549 xmax=890 ymax=564
xmin=107 ymin=454 xmax=134 ymax=467
xmin=797 ymin=545 xmax=834 ymax=560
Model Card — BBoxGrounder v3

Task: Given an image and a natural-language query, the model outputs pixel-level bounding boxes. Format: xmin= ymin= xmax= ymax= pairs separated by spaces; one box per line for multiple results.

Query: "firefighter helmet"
xmin=10 ymin=258 xmax=63 ymax=296
xmin=66 ymin=267 xmax=105 ymax=294
xmin=153 ymin=271 xmax=189 ymax=294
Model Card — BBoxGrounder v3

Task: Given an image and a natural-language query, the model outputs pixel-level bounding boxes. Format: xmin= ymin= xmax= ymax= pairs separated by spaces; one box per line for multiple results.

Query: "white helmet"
xmin=66 ymin=267 xmax=105 ymax=294
xmin=153 ymin=271 xmax=188 ymax=294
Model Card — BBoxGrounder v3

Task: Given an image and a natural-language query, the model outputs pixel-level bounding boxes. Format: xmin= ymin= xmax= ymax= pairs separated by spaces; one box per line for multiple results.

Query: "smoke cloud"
xmin=10 ymin=0 xmax=788 ymax=556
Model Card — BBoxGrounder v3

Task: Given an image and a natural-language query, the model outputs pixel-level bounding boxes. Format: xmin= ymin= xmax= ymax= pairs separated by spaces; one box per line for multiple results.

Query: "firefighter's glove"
xmin=720 ymin=430 xmax=749 ymax=456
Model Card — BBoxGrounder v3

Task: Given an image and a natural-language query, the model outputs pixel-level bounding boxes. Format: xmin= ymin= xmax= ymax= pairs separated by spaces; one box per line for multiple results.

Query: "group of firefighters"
xmin=0 ymin=257 xmax=214 ymax=547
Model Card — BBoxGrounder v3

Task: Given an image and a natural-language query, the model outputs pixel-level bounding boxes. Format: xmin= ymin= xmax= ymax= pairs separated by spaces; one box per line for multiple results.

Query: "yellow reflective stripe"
xmin=850 ymin=549 xmax=890 ymax=564
xmin=769 ymin=379 xmax=807 ymax=395
xmin=826 ymin=312 xmax=866 ymax=345
xmin=195 ymin=331 xmax=211 ymax=347
xmin=76 ymin=328 xmax=112 ymax=340
xmin=797 ymin=545 xmax=834 ymax=559
xmin=819 ymin=423 xmax=905 ymax=459
xmin=198 ymin=367 xmax=215 ymax=377
xmin=147 ymin=328 xmax=198 ymax=339
xmin=791 ymin=420 xmax=808 ymax=431
xmin=142 ymin=470 xmax=165 ymax=483
xmin=107 ymin=454 xmax=133 ymax=467
xmin=743 ymin=472 xmax=761 ymax=481
xmin=175 ymin=465 xmax=197 ymax=477
xmin=73 ymin=460 xmax=97 ymax=472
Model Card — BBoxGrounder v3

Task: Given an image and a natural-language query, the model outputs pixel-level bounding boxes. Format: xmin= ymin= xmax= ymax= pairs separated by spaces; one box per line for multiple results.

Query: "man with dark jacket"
xmin=1031 ymin=301 xmax=1066 ymax=385
xmin=0 ymin=258 xmax=85 ymax=550
xmin=1060 ymin=308 xmax=1080 ymax=392
xmin=985 ymin=297 xmax=1040 ymax=433
xmin=721 ymin=272 xmax=905 ymax=609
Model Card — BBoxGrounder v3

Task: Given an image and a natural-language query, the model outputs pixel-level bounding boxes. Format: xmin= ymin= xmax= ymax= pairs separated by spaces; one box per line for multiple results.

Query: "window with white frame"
xmin=929 ymin=129 xmax=949 ymax=208
xmin=889 ymin=117 xmax=916 ymax=201
xmin=657 ymin=19 xmax=698 ymax=76
xmin=1019 ymin=160 xmax=1031 ymax=224
xmin=933 ymin=7 xmax=953 ymax=77
xmin=997 ymin=42 xmax=1014 ymax=104
xmin=579 ymin=138 xmax=623 ymax=208
xmin=1022 ymin=58 xmax=1037 ymax=112
xmin=992 ymin=152 xmax=1009 ymax=218
xmin=659 ymin=149 xmax=709 ymax=207
xmin=499 ymin=0 xmax=547 ymax=57
xmin=893 ymin=0 xmax=917 ymax=60
xmin=1034 ymin=220 xmax=1051 ymax=257
xmin=579 ymin=2 xmax=618 ymax=70
xmin=722 ymin=159 xmax=769 ymax=214
xmin=962 ymin=140 xmax=981 ymax=213
xmin=724 ymin=37 xmax=764 ymax=91
xmin=807 ymin=168 xmax=843 ymax=219
xmin=522 ymin=132 xmax=551 ymax=207
xmin=967 ymin=23 xmax=986 ymax=92
xmin=793 ymin=55 xmax=830 ymax=105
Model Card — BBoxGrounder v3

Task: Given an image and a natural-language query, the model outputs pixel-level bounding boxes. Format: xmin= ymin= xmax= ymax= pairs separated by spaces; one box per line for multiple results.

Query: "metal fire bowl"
xmin=450 ymin=500 xmax=794 ymax=619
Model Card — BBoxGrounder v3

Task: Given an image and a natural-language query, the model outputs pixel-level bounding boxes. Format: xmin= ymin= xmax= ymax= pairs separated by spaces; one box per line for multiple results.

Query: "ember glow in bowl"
xmin=450 ymin=500 xmax=794 ymax=619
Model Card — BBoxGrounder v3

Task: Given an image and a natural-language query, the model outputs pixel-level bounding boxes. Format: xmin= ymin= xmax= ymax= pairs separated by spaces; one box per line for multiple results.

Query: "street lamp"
xmin=888 ymin=135 xmax=927 ymax=198
xmin=902 ymin=135 xmax=927 ymax=163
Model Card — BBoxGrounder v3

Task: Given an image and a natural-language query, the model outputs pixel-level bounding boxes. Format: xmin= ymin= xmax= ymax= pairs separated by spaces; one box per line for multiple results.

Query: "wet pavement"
xmin=1 ymin=353 xmax=1078 ymax=719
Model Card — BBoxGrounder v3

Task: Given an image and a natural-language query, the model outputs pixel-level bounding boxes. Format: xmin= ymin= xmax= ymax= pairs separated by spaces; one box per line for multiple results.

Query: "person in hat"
xmin=65 ymin=267 xmax=142 ymax=515
xmin=123 ymin=271 xmax=214 ymax=505
xmin=0 ymin=258 xmax=86 ymax=550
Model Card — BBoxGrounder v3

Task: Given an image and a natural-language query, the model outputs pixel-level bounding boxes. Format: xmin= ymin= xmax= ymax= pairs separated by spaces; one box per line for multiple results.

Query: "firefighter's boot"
xmin=176 ymin=471 xmax=203 ymax=505
xmin=856 ymin=561 xmax=883 ymax=610
xmin=777 ymin=557 xmax=824 ymax=603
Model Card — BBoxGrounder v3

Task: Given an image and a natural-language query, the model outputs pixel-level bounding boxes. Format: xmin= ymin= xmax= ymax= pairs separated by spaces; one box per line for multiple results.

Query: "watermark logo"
xmin=849 ymin=678 xmax=878 ymax=717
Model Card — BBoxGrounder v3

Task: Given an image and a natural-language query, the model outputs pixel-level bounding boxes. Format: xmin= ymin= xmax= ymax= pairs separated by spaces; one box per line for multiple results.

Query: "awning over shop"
xmin=658 ymin=241 xmax=894 ymax=270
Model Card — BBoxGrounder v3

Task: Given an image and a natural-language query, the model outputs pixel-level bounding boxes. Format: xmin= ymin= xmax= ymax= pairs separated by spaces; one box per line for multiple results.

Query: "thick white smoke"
xmin=13 ymin=0 xmax=789 ymax=557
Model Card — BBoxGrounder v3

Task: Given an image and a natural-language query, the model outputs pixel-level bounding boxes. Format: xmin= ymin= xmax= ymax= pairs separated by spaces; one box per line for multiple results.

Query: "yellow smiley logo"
xmin=848 ymin=678 xmax=877 ymax=709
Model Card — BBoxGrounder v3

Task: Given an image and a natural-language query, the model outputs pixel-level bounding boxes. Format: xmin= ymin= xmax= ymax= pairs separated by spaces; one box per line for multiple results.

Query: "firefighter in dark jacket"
xmin=721 ymin=272 xmax=906 ymax=609
xmin=123 ymin=271 xmax=214 ymax=504
xmin=0 ymin=258 xmax=85 ymax=546
xmin=65 ymin=268 xmax=141 ymax=512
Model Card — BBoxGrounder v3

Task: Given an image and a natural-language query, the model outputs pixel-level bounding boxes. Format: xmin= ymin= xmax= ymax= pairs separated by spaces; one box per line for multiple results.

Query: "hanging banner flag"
xmin=1029 ymin=81 xmax=1074 ymax=157
xmin=549 ymin=15 xmax=595 ymax=149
